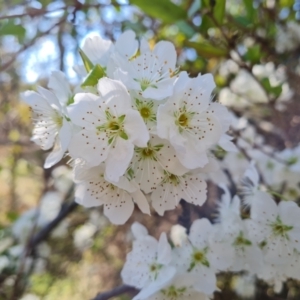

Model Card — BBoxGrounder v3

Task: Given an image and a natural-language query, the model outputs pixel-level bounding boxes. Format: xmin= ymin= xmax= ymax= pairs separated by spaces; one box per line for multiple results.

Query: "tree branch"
xmin=92 ymin=285 xmax=138 ymax=300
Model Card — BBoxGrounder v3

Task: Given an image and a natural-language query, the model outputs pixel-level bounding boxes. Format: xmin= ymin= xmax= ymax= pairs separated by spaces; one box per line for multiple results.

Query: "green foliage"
xmin=130 ymin=0 xmax=187 ymax=23
xmin=213 ymin=0 xmax=226 ymax=25
xmin=244 ymin=45 xmax=262 ymax=64
xmin=0 ymin=20 xmax=26 ymax=42
xmin=260 ymin=78 xmax=283 ymax=98
xmin=185 ymin=41 xmax=228 ymax=58
xmin=243 ymin=0 xmax=256 ymax=22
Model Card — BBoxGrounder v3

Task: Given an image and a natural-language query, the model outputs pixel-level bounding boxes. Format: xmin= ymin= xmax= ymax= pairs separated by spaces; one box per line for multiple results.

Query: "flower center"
xmin=188 ymin=249 xmax=210 ymax=271
xmin=108 ymin=121 xmax=120 ymax=131
xmin=178 ymin=113 xmax=189 ymax=127
xmin=163 ymin=173 xmax=181 ymax=186
xmin=97 ymin=112 xmax=128 ymax=144
xmin=142 ymin=148 xmax=154 ymax=157
xmin=140 ymin=107 xmax=151 ymax=119
xmin=161 ymin=286 xmax=187 ymax=298
xmin=136 ymin=143 xmax=163 ymax=160
xmin=270 ymin=216 xmax=293 ymax=238
xmin=135 ymin=98 xmax=156 ymax=123
xmin=53 ymin=113 xmax=63 ymax=128
xmin=234 ymin=232 xmax=252 ymax=246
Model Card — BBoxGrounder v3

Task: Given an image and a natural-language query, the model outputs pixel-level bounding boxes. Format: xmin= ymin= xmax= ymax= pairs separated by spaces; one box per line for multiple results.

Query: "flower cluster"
xmin=22 ymin=30 xmax=233 ymax=224
xmin=121 ymin=164 xmax=300 ymax=299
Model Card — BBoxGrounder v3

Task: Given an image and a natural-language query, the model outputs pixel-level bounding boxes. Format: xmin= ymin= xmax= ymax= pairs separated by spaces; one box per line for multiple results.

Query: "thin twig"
xmin=0 ymin=15 xmax=68 ymax=72
xmin=92 ymin=285 xmax=138 ymax=300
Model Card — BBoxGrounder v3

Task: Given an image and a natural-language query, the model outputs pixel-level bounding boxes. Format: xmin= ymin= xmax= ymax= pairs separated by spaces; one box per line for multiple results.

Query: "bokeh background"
xmin=1 ymin=0 xmax=300 ymax=299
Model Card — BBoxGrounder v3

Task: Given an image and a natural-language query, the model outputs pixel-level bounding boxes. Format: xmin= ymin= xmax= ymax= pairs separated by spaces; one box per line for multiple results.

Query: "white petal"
xmin=132 ymin=189 xmax=151 ymax=215
xmin=48 ymin=70 xmax=72 ymax=105
xmin=105 ymin=139 xmax=134 ymax=182
xmin=157 ymin=232 xmax=172 ymax=265
xmin=103 ymin=191 xmax=134 ymax=224
xmin=131 ymin=222 xmax=148 ymax=239
xmin=97 ymin=77 xmax=132 ymax=114
xmin=189 ymin=218 xmax=212 ymax=248
xmin=124 ymin=110 xmax=149 ymax=147
xmin=115 ymin=30 xmax=138 ymax=59
xmin=81 ymin=33 xmax=114 ymax=66
xmin=250 ymin=191 xmax=278 ymax=223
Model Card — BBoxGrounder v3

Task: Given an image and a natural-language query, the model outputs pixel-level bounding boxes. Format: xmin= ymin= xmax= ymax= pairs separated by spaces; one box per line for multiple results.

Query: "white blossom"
xmin=21 ymin=86 xmax=73 ymax=168
xmin=68 ymin=77 xmax=149 ymax=181
xmin=157 ymin=72 xmax=228 ymax=169
xmin=73 ymin=163 xmax=150 ymax=224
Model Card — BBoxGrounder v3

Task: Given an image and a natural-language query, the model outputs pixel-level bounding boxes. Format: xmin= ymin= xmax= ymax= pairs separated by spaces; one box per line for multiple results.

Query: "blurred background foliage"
xmin=1 ymin=0 xmax=300 ymax=299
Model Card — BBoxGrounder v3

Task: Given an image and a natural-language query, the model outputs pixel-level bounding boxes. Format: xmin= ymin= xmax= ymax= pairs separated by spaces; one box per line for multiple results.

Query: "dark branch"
xmin=92 ymin=285 xmax=138 ymax=300
xmin=28 ymin=200 xmax=78 ymax=253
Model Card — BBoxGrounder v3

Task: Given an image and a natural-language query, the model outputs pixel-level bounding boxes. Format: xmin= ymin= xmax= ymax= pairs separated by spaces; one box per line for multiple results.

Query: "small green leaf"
xmin=260 ymin=78 xmax=282 ymax=97
xmin=130 ymin=0 xmax=187 ymax=23
xmin=176 ymin=20 xmax=195 ymax=38
xmin=244 ymin=45 xmax=261 ymax=63
xmin=185 ymin=41 xmax=228 ymax=58
xmin=79 ymin=48 xmax=94 ymax=73
xmin=81 ymin=64 xmax=105 ymax=88
xmin=120 ymin=131 xmax=129 ymax=140
xmin=188 ymin=0 xmax=201 ymax=17
xmin=0 ymin=20 xmax=26 ymax=42
xmin=213 ymin=0 xmax=226 ymax=25
xmin=243 ymin=0 xmax=255 ymax=22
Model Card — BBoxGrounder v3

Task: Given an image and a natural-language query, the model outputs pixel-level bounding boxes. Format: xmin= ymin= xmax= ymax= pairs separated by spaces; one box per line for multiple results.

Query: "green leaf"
xmin=79 ymin=48 xmax=94 ymax=73
xmin=176 ymin=20 xmax=195 ymax=38
xmin=130 ymin=0 xmax=187 ymax=23
xmin=185 ymin=41 xmax=228 ymax=58
xmin=260 ymin=78 xmax=282 ymax=97
xmin=213 ymin=0 xmax=226 ymax=25
xmin=81 ymin=64 xmax=105 ymax=88
xmin=0 ymin=20 xmax=26 ymax=42
xmin=243 ymin=0 xmax=255 ymax=21
xmin=244 ymin=45 xmax=261 ymax=64
xmin=232 ymin=16 xmax=252 ymax=27
xmin=188 ymin=0 xmax=201 ymax=17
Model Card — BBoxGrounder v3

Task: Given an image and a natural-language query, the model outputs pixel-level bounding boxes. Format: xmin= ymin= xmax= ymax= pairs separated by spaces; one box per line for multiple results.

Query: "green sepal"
xmin=78 ymin=48 xmax=94 ymax=73
xmin=120 ymin=131 xmax=129 ymax=140
xmin=81 ymin=64 xmax=106 ymax=88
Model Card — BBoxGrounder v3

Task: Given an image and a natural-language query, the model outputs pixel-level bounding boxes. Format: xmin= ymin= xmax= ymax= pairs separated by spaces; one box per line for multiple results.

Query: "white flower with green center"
xmin=121 ymin=224 xmax=176 ymax=298
xmin=229 ymin=229 xmax=263 ymax=274
xmin=114 ymin=41 xmax=177 ymax=100
xmin=21 ymin=85 xmax=73 ymax=169
xmin=141 ymin=274 xmax=209 ymax=300
xmin=247 ymin=191 xmax=300 ymax=263
xmin=131 ymin=91 xmax=160 ymax=133
xmin=212 ymin=189 xmax=263 ymax=274
xmin=157 ymin=72 xmax=227 ymax=169
xmin=172 ymin=219 xmax=233 ymax=295
xmin=73 ymin=163 xmax=150 ymax=224
xmin=130 ymin=135 xmax=188 ymax=194
xmin=68 ymin=77 xmax=149 ymax=182
xmin=150 ymin=171 xmax=207 ymax=215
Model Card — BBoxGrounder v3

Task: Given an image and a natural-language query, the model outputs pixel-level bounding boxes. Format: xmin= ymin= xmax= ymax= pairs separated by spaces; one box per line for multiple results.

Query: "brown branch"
xmin=9 ymin=186 xmax=77 ymax=300
xmin=92 ymin=285 xmax=138 ymax=300
xmin=0 ymin=14 xmax=68 ymax=72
